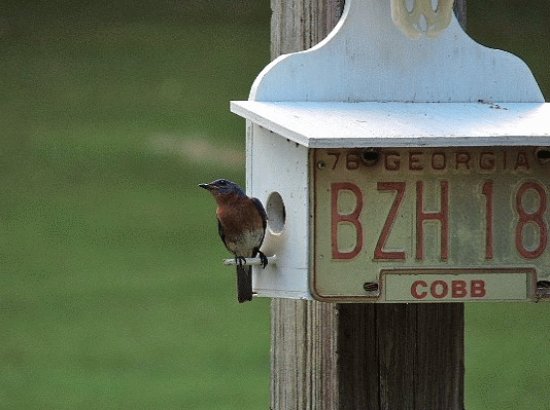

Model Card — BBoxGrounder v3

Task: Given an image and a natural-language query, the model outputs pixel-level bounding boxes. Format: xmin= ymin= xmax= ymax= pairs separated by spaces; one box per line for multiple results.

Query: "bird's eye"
xmin=219 ymin=180 xmax=227 ymax=185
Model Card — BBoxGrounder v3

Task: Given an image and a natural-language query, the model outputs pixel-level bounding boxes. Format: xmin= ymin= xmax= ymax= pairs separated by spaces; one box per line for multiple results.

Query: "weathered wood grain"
xmin=270 ymin=2 xmax=343 ymax=408
xmin=270 ymin=1 xmax=466 ymax=409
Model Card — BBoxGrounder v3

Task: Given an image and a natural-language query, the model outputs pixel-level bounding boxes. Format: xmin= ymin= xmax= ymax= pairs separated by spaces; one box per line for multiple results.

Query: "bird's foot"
xmin=235 ymin=256 xmax=247 ymax=266
xmin=258 ymin=251 xmax=268 ymax=269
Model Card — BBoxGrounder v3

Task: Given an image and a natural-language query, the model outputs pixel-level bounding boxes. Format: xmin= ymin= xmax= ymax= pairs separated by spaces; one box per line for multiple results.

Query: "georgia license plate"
xmin=312 ymin=147 xmax=549 ymax=302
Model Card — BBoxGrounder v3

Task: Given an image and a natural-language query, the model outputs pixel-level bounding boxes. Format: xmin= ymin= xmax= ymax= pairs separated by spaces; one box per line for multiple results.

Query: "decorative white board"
xmin=246 ymin=0 xmax=544 ymax=103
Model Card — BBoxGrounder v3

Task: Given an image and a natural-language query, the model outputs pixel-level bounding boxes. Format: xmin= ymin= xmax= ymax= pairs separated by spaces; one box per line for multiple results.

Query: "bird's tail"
xmin=236 ymin=264 xmax=253 ymax=303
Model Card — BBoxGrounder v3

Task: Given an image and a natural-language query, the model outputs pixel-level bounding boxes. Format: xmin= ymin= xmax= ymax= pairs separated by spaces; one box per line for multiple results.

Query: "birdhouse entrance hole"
xmin=266 ymin=192 xmax=286 ymax=235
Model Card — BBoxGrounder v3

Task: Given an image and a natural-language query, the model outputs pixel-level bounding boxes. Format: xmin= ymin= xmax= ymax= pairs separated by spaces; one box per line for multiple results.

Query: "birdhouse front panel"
xmin=247 ymin=124 xmax=311 ymax=299
xmin=233 ymin=102 xmax=550 ymax=302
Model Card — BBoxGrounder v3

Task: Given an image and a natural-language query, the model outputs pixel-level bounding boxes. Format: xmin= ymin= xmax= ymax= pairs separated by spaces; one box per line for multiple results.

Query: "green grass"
xmin=1 ymin=2 xmax=271 ymax=408
xmin=466 ymin=304 xmax=550 ymax=410
xmin=0 ymin=1 xmax=549 ymax=409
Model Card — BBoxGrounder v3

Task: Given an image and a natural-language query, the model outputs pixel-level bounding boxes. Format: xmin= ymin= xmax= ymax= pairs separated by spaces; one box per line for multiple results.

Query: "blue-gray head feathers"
xmin=198 ymin=179 xmax=246 ymax=196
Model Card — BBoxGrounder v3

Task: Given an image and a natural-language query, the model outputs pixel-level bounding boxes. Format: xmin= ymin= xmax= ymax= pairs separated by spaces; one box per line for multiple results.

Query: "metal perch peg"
xmin=223 ymin=255 xmax=277 ymax=266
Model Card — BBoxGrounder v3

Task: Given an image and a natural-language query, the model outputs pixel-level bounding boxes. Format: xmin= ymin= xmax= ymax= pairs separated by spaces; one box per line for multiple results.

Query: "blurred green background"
xmin=0 ymin=1 xmax=549 ymax=409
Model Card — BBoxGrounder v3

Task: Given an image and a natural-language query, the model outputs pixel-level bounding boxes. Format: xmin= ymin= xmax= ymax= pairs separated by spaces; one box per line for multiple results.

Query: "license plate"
xmin=312 ymin=147 xmax=549 ymax=302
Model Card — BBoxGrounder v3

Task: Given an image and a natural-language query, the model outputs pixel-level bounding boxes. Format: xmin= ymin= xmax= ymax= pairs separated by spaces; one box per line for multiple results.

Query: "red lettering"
xmin=482 ymin=181 xmax=494 ymax=260
xmin=384 ymin=152 xmax=400 ymax=171
xmin=451 ymin=280 xmax=467 ymax=298
xmin=471 ymin=280 xmax=486 ymax=297
xmin=409 ymin=151 xmax=423 ymax=170
xmin=411 ymin=280 xmax=428 ymax=299
xmin=346 ymin=153 xmax=360 ymax=170
xmin=416 ymin=181 xmax=449 ymax=260
xmin=431 ymin=152 xmax=446 ymax=170
xmin=331 ymin=183 xmax=363 ymax=259
xmin=455 ymin=152 xmax=471 ymax=169
xmin=374 ymin=182 xmax=406 ymax=260
xmin=515 ymin=182 xmax=547 ymax=259
xmin=514 ymin=151 xmax=529 ymax=170
xmin=327 ymin=152 xmax=341 ymax=170
xmin=430 ymin=280 xmax=448 ymax=299
xmin=479 ymin=152 xmax=495 ymax=170
xmin=410 ymin=278 xmax=488 ymax=299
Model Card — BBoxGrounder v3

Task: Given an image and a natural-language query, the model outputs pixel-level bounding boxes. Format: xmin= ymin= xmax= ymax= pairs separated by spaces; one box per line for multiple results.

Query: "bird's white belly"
xmin=226 ymin=229 xmax=265 ymax=257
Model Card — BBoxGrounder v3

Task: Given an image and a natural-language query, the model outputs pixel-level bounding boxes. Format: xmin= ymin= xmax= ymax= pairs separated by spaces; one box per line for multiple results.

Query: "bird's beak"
xmin=198 ymin=183 xmax=211 ymax=190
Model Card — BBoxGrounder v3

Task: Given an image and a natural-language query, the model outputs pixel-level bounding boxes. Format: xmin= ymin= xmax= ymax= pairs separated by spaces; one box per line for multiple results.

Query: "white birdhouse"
xmin=231 ymin=0 xmax=550 ymax=302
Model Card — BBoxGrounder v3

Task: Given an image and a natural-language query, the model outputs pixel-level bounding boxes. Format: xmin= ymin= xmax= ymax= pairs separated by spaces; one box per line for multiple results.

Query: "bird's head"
xmin=198 ymin=179 xmax=246 ymax=199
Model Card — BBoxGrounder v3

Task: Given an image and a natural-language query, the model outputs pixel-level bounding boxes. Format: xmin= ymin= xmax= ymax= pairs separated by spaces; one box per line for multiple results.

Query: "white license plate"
xmin=312 ymin=147 xmax=549 ymax=302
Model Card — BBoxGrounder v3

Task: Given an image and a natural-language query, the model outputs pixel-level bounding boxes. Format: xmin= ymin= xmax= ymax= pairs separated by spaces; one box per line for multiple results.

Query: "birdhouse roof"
xmin=231 ymin=101 xmax=550 ymax=148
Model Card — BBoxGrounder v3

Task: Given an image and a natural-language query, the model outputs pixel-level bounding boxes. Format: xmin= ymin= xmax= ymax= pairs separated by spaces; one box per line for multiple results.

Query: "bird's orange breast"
xmin=216 ymin=197 xmax=262 ymax=233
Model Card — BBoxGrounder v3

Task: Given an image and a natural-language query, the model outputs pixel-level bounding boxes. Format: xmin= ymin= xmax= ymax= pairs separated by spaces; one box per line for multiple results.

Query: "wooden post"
xmin=270 ymin=1 xmax=466 ymax=409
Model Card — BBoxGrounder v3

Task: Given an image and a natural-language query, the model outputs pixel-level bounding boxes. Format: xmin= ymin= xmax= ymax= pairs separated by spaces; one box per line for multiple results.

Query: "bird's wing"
xmin=250 ymin=197 xmax=268 ymax=258
xmin=217 ymin=218 xmax=229 ymax=251
xmin=251 ymin=197 xmax=268 ymax=230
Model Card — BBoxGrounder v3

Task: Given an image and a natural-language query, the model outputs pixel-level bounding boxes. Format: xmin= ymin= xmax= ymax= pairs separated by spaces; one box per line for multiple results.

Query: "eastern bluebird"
xmin=199 ymin=179 xmax=268 ymax=303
